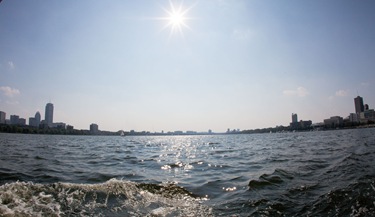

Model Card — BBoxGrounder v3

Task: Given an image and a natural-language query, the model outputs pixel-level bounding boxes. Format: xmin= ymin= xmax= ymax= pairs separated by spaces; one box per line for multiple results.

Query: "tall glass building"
xmin=354 ymin=96 xmax=364 ymax=114
xmin=45 ymin=103 xmax=54 ymax=127
xmin=35 ymin=111 xmax=41 ymax=127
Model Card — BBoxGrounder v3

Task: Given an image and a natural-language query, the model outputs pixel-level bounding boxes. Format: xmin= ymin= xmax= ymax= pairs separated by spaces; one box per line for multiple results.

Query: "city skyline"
xmin=1 ymin=94 xmax=373 ymax=133
xmin=1 ymin=1 xmax=375 ymax=132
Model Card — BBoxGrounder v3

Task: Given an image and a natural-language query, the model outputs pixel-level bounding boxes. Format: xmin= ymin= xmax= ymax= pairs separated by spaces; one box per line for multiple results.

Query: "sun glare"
xmin=160 ymin=0 xmax=193 ymax=38
xmin=170 ymin=11 xmax=184 ymax=26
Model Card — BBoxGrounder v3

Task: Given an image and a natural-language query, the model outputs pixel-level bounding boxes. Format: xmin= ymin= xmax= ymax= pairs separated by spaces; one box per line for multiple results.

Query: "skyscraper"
xmin=35 ymin=111 xmax=41 ymax=126
xmin=292 ymin=113 xmax=298 ymax=123
xmin=45 ymin=103 xmax=54 ymax=127
xmin=354 ymin=96 xmax=364 ymax=114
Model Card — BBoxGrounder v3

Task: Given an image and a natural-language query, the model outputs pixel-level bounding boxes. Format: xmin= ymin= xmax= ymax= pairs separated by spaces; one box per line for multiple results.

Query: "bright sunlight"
xmin=161 ymin=0 xmax=193 ymax=38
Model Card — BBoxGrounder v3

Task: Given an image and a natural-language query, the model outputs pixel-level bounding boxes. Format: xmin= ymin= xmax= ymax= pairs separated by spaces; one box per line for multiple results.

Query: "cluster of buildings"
xmin=322 ymin=95 xmax=374 ymax=128
xmin=351 ymin=96 xmax=375 ymax=122
xmin=290 ymin=95 xmax=375 ymax=130
xmin=289 ymin=113 xmax=312 ymax=130
xmin=0 ymin=103 xmax=99 ymax=134
xmin=0 ymin=103 xmax=67 ymax=129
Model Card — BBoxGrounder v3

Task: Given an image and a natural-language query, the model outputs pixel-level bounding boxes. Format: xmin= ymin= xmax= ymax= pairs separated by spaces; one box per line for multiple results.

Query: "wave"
xmin=298 ymin=176 xmax=375 ymax=216
xmin=244 ymin=167 xmax=375 ymax=216
xmin=248 ymin=169 xmax=294 ymax=189
xmin=0 ymin=179 xmax=212 ymax=217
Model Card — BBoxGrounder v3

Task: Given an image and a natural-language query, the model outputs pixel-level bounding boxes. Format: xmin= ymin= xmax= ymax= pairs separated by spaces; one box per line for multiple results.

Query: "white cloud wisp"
xmin=283 ymin=86 xmax=309 ymax=97
xmin=0 ymin=86 xmax=20 ymax=97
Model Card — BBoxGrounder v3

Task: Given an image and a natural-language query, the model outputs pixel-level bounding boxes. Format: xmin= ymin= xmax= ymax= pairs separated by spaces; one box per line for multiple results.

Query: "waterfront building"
xmin=354 ymin=96 xmax=364 ymax=114
xmin=52 ymin=122 xmax=66 ymax=129
xmin=29 ymin=111 xmax=41 ymax=127
xmin=349 ymin=113 xmax=360 ymax=123
xmin=10 ymin=115 xmax=19 ymax=125
xmin=90 ymin=123 xmax=99 ymax=134
xmin=39 ymin=120 xmax=48 ymax=129
xmin=29 ymin=117 xmax=36 ymax=127
xmin=290 ymin=118 xmax=312 ymax=130
xmin=299 ymin=120 xmax=312 ymax=128
xmin=45 ymin=103 xmax=54 ymax=127
xmin=324 ymin=116 xmax=344 ymax=128
xmin=19 ymin=118 xmax=26 ymax=126
xmin=0 ymin=111 xmax=5 ymax=124
xmin=360 ymin=109 xmax=375 ymax=123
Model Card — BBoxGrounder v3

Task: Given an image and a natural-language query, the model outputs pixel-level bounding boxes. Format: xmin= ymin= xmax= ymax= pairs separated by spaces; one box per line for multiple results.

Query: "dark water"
xmin=1 ymin=128 xmax=375 ymax=216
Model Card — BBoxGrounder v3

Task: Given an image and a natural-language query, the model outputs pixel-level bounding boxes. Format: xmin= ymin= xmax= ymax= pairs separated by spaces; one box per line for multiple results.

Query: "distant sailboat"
xmin=120 ymin=131 xmax=125 ymax=136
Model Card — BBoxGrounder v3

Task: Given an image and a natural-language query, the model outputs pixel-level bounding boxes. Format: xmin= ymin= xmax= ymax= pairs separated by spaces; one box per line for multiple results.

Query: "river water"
xmin=1 ymin=128 xmax=375 ymax=216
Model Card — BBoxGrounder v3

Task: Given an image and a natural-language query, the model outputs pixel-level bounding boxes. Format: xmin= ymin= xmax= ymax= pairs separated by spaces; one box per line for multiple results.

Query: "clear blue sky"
xmin=1 ymin=0 xmax=374 ymax=132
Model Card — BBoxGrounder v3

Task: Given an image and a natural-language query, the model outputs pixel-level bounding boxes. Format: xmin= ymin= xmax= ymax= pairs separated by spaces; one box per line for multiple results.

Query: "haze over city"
xmin=1 ymin=0 xmax=374 ymax=132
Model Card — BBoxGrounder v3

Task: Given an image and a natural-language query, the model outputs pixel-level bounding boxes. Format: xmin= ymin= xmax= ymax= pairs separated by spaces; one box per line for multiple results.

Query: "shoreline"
xmin=1 ymin=123 xmax=374 ymax=136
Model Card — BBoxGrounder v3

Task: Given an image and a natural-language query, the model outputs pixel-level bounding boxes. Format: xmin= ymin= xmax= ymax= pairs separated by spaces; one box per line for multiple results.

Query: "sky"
xmin=1 ymin=0 xmax=375 ymax=132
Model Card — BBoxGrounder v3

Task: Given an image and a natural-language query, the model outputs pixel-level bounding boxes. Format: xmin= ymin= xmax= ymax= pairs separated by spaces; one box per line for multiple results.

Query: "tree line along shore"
xmin=1 ymin=121 xmax=374 ymax=136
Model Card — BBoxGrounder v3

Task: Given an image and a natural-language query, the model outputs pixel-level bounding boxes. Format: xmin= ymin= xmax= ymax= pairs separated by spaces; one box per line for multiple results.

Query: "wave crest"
xmin=0 ymin=179 xmax=212 ymax=216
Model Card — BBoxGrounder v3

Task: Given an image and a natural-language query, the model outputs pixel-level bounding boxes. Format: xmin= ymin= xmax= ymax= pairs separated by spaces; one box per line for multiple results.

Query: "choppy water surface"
xmin=1 ymin=128 xmax=375 ymax=216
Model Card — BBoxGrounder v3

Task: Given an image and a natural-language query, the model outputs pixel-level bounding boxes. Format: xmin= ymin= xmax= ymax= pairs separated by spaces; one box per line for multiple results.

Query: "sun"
xmin=160 ymin=0 xmax=193 ymax=38
xmin=169 ymin=11 xmax=184 ymax=27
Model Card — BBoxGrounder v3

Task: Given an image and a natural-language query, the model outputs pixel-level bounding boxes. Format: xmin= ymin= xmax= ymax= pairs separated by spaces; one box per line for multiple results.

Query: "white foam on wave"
xmin=0 ymin=179 xmax=212 ymax=217
xmin=0 ymin=181 xmax=62 ymax=217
